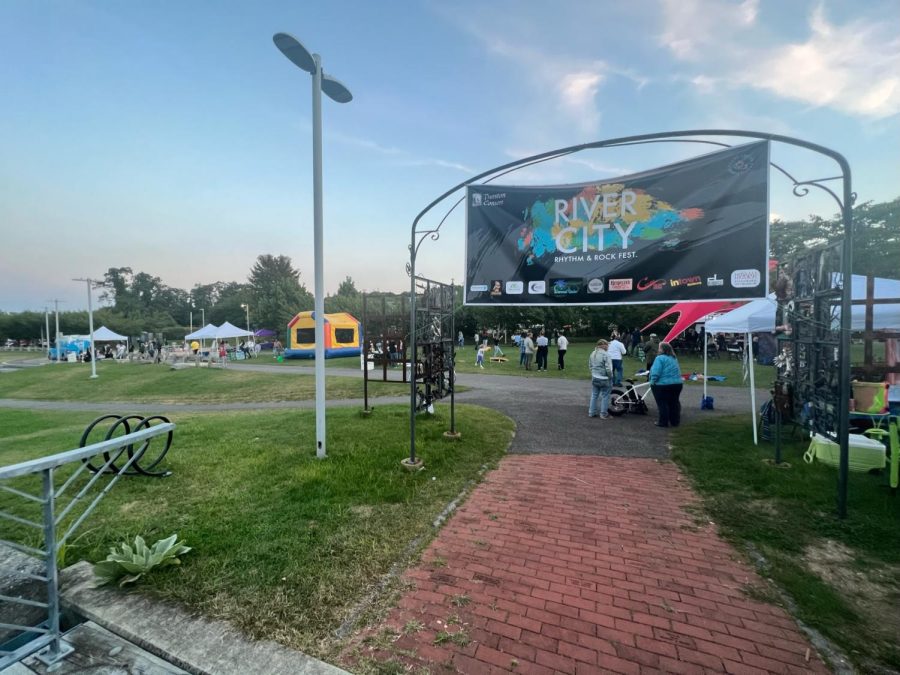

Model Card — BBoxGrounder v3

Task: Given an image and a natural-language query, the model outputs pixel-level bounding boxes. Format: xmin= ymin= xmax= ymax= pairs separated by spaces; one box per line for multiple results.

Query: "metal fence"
xmin=0 ymin=421 xmax=175 ymax=668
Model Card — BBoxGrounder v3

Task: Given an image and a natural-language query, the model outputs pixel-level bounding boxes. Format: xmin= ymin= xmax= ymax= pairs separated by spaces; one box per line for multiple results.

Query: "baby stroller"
xmin=608 ymin=379 xmax=651 ymax=416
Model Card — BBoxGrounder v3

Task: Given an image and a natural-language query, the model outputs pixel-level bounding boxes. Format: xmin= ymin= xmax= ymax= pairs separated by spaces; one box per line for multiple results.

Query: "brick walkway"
xmin=349 ymin=456 xmax=830 ymax=674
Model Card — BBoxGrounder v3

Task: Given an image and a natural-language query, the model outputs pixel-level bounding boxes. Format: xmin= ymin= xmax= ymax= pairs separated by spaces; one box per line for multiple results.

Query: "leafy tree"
xmin=771 ymin=197 xmax=899 ymax=278
xmin=247 ymin=255 xmax=313 ymax=330
xmin=336 ymin=276 xmax=359 ymax=297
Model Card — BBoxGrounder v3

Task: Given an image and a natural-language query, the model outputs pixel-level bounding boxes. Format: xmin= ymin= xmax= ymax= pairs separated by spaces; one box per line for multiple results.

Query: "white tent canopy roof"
xmin=705 ymin=295 xmax=777 ymax=334
xmin=214 ymin=321 xmax=253 ymax=339
xmin=91 ymin=326 xmax=128 ymax=341
xmin=185 ymin=323 xmax=219 ymax=340
xmin=705 ymin=275 xmax=900 ymax=334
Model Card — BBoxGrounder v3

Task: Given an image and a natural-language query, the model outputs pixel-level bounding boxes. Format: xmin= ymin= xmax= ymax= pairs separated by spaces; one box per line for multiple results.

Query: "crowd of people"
xmin=466 ymin=326 xmax=683 ymax=429
xmin=587 ymin=331 xmax=683 ymax=427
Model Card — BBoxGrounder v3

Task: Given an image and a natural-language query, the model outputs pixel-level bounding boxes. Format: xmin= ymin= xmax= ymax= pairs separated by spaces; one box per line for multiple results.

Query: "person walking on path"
xmin=588 ymin=338 xmax=614 ymax=418
xmin=535 ymin=331 xmax=549 ymax=370
xmin=556 ymin=331 xmax=569 ymax=370
xmin=607 ymin=333 xmax=627 ymax=385
xmin=523 ymin=332 xmax=535 ymax=370
xmin=641 ymin=333 xmax=660 ymax=372
xmin=650 ymin=341 xmax=683 ymax=427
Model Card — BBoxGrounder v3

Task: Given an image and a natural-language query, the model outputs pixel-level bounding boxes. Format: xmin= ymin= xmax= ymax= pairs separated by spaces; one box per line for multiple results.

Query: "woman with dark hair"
xmin=649 ymin=341 xmax=683 ymax=427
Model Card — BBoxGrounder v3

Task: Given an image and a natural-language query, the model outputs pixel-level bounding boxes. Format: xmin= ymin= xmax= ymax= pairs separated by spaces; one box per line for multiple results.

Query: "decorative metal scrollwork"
xmin=79 ymin=414 xmax=174 ymax=477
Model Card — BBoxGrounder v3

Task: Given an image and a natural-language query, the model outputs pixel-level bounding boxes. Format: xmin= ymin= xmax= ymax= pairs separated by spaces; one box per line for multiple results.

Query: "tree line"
xmin=1 ymin=198 xmax=897 ymax=343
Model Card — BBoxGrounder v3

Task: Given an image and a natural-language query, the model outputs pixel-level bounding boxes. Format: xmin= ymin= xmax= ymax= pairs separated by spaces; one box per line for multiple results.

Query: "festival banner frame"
xmin=464 ymin=142 xmax=770 ymax=306
xmin=406 ymin=129 xmax=855 ymax=518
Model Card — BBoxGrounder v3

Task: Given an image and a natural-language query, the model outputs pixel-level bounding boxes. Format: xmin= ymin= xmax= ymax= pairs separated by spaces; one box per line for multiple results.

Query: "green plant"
xmin=433 ymin=630 xmax=469 ymax=646
xmin=93 ymin=534 xmax=191 ymax=587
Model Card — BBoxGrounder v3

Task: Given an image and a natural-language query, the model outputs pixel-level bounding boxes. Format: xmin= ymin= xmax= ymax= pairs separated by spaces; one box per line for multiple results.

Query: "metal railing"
xmin=0 ymin=421 xmax=175 ymax=667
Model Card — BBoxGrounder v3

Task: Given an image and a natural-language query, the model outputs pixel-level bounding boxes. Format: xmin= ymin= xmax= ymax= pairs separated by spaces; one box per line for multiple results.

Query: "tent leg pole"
xmin=703 ymin=332 xmax=708 ymax=400
xmin=749 ymin=331 xmax=758 ymax=445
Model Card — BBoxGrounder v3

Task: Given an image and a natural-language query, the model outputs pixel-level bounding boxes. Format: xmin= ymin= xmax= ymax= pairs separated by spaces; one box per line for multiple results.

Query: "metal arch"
xmin=407 ymin=129 xmax=853 ymax=517
xmin=410 ymin=137 xmax=849 ymax=255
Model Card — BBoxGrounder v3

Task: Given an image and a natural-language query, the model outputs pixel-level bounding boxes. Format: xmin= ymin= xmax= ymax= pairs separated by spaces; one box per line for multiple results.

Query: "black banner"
xmin=465 ymin=141 xmax=769 ymax=305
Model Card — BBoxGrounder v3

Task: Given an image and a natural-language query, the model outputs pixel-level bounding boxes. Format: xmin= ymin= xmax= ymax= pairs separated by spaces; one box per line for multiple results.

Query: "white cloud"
xmin=329 ymin=131 xmax=472 ymax=173
xmin=444 ymin=10 xmax=649 ymax=143
xmin=748 ymin=5 xmax=900 ymax=118
xmin=659 ymin=0 xmax=759 ymax=61
xmin=558 ymin=72 xmax=604 ymax=134
xmin=662 ymin=1 xmax=900 ymax=119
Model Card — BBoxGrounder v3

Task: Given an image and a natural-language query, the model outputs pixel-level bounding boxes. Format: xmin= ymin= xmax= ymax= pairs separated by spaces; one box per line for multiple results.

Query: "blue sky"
xmin=1 ymin=0 xmax=898 ymax=312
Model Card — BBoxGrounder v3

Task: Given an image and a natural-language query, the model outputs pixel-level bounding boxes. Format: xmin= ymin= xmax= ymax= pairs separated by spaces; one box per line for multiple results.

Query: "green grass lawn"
xmin=0 ymin=350 xmax=44 ymax=363
xmin=0 ymin=404 xmax=515 ymax=662
xmin=0 ymin=361 xmax=405 ymax=403
xmin=672 ymin=416 xmax=900 ymax=671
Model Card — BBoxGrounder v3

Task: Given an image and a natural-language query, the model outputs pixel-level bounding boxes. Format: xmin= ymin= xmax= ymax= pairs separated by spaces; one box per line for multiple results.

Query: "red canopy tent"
xmin=641 ymin=301 xmax=744 ymax=344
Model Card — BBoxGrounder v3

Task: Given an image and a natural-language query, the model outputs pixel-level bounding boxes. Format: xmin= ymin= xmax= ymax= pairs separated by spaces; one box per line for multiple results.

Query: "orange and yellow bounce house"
xmin=284 ymin=311 xmax=362 ymax=359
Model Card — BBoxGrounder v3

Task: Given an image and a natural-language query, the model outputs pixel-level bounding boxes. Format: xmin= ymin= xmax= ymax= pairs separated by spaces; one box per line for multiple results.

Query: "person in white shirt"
xmin=556 ymin=332 xmax=569 ymax=370
xmin=607 ymin=333 xmax=628 ymax=386
xmin=535 ymin=331 xmax=549 ymax=370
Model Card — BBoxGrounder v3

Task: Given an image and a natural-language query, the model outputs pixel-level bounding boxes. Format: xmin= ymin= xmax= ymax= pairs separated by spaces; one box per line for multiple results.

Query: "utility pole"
xmin=72 ymin=279 xmax=98 ymax=379
xmin=48 ymin=299 xmax=63 ymax=363
xmin=44 ymin=308 xmax=50 ymax=359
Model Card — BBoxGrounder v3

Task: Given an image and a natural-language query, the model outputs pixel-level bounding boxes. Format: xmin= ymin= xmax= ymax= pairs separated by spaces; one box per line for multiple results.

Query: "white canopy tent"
xmin=703 ymin=275 xmax=900 ymax=444
xmin=214 ymin=321 xmax=253 ymax=340
xmin=91 ymin=326 xmax=128 ymax=342
xmin=704 ymin=295 xmax=777 ymax=445
xmin=185 ymin=323 xmax=219 ymax=340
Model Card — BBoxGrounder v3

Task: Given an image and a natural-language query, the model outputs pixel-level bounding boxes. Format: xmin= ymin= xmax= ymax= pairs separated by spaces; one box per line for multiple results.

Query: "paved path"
xmin=349 ymin=455 xmax=829 ymax=674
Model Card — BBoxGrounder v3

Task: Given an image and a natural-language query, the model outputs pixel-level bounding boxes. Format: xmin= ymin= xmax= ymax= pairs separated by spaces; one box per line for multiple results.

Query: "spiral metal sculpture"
xmin=79 ymin=414 xmax=174 ymax=477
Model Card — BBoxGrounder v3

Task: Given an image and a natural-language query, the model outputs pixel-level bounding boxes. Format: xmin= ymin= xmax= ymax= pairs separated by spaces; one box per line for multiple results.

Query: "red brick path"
xmin=350 ymin=456 xmax=830 ymax=674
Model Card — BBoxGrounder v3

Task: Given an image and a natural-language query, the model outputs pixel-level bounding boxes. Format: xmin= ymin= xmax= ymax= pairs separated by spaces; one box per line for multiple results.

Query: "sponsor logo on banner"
xmin=731 ymin=269 xmax=761 ymax=288
xmin=729 ymin=152 xmax=758 ymax=175
xmin=470 ymin=284 xmax=488 ymax=292
xmin=669 ymin=275 xmax=702 ymax=287
xmin=608 ymin=278 xmax=633 ymax=291
xmin=706 ymin=274 xmax=724 ymax=287
xmin=637 ymin=277 xmax=666 ymax=291
xmin=505 ymin=281 xmax=524 ymax=295
xmin=528 ymin=280 xmax=546 ymax=294
xmin=550 ymin=279 xmax=582 ymax=296
xmin=587 ymin=278 xmax=604 ymax=293
xmin=472 ymin=192 xmax=507 ymax=207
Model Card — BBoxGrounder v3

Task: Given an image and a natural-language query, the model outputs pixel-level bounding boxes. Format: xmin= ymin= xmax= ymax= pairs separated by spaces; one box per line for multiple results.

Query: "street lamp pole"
xmin=241 ymin=303 xmax=250 ymax=335
xmin=73 ymin=279 xmax=98 ymax=379
xmin=274 ymin=32 xmax=352 ymax=460
xmin=48 ymin=299 xmax=62 ymax=364
xmin=44 ymin=308 xmax=50 ymax=360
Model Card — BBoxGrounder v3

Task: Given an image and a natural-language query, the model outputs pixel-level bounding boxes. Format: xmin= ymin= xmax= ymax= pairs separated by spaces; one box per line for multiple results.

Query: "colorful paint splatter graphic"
xmin=516 ymin=183 xmax=704 ymax=265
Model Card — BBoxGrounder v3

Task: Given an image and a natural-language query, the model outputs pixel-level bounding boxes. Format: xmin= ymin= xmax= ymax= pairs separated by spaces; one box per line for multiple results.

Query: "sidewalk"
xmin=348 ymin=455 xmax=830 ymax=674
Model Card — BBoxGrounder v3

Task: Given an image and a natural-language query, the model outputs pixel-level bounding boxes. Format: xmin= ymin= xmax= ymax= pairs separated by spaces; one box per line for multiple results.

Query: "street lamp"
xmin=240 ymin=303 xmax=251 ymax=336
xmin=274 ymin=32 xmax=352 ymax=459
xmin=44 ymin=308 xmax=50 ymax=360
xmin=48 ymin=299 xmax=62 ymax=364
xmin=73 ymin=278 xmax=98 ymax=379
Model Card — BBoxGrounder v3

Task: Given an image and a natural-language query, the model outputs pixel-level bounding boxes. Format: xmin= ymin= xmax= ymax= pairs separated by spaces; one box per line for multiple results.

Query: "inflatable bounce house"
xmin=284 ymin=311 xmax=362 ymax=359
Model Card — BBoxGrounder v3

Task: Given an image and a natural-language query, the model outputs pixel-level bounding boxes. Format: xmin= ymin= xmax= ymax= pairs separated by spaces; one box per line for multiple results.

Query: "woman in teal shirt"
xmin=649 ymin=341 xmax=683 ymax=427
